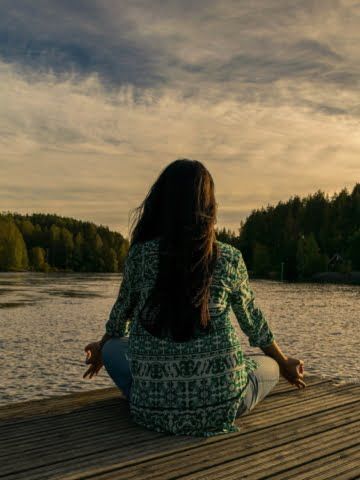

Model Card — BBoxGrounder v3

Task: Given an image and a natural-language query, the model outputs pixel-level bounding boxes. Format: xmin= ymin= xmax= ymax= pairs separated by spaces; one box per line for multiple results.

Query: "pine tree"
xmin=31 ymin=247 xmax=49 ymax=272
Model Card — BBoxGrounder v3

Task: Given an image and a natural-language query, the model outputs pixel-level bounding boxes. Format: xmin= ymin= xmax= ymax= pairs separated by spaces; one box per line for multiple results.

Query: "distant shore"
xmin=249 ymin=271 xmax=360 ymax=285
xmin=1 ymin=269 xmax=360 ymax=285
xmin=310 ymin=271 xmax=360 ymax=285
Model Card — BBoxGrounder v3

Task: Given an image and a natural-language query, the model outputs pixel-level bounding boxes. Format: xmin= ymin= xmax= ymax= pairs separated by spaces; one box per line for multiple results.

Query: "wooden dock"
xmin=0 ymin=375 xmax=359 ymax=479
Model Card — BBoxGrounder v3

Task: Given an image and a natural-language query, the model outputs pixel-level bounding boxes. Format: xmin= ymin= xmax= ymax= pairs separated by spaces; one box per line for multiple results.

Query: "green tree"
xmin=72 ymin=232 xmax=84 ymax=270
xmin=296 ymin=233 xmax=328 ymax=279
xmin=216 ymin=227 xmax=238 ymax=247
xmin=18 ymin=219 xmax=35 ymax=247
xmin=49 ymin=224 xmax=62 ymax=268
xmin=0 ymin=218 xmax=29 ymax=271
xmin=348 ymin=229 xmax=360 ymax=270
xmin=102 ymin=246 xmax=118 ymax=272
xmin=59 ymin=227 xmax=74 ymax=269
xmin=0 ymin=212 xmax=128 ymax=272
xmin=118 ymin=239 xmax=129 ymax=271
xmin=31 ymin=247 xmax=49 ymax=272
xmin=252 ymin=243 xmax=271 ymax=276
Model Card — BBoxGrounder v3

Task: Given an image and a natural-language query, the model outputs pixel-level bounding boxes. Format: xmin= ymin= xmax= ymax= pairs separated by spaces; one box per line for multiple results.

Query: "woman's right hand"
xmin=279 ymin=357 xmax=306 ymax=389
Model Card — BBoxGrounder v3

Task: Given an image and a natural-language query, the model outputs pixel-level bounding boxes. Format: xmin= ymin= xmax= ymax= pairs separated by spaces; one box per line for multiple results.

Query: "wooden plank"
xmin=0 ymin=391 xmax=123 ymax=425
xmin=0 ymin=405 xmax=130 ymax=445
xmin=239 ymin=385 xmax=359 ymax=429
xmin=0 ymin=394 xmax=358 ymax=458
xmin=0 ymin=378 xmax=327 ymax=443
xmin=0 ymin=375 xmax=324 ymax=423
xmin=2 ymin=382 xmax=359 ymax=455
xmin=3 ymin=392 xmax=359 ymax=480
xmin=58 ymin=426 xmax=360 ymax=480
xmin=0 ymin=381 xmax=340 ymax=450
xmin=268 ymin=444 xmax=360 ymax=480
xmin=173 ymin=424 xmax=360 ymax=480
xmin=251 ymin=381 xmax=356 ymax=412
xmin=0 ymin=377 xmax=358 ymax=480
xmin=2 ymin=382 xmax=358 ymax=461
xmin=269 ymin=377 xmax=333 ymax=395
xmin=81 ymin=405 xmax=360 ymax=480
xmin=1 ymin=379 xmax=356 ymax=444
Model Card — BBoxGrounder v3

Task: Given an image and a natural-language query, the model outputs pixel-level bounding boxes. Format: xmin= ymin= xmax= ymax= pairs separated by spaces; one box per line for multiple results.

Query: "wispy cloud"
xmin=1 ymin=0 xmax=359 ymax=234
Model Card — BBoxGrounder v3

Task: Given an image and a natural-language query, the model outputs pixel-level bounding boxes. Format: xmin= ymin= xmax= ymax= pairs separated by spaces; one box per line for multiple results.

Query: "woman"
xmin=83 ymin=159 xmax=305 ymax=437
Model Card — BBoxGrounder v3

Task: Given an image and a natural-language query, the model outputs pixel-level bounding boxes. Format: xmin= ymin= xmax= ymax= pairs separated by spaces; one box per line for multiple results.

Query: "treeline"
xmin=216 ymin=184 xmax=360 ymax=281
xmin=1 ymin=184 xmax=359 ymax=278
xmin=0 ymin=213 xmax=129 ymax=273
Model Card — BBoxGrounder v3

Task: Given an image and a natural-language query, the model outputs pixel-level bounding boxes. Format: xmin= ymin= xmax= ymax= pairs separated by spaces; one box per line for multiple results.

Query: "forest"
xmin=0 ymin=183 xmax=359 ymax=280
xmin=0 ymin=212 xmax=129 ymax=273
xmin=217 ymin=184 xmax=360 ymax=281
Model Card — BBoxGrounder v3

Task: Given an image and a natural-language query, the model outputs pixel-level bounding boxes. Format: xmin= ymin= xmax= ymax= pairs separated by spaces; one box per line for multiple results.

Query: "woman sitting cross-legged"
xmin=83 ymin=158 xmax=305 ymax=437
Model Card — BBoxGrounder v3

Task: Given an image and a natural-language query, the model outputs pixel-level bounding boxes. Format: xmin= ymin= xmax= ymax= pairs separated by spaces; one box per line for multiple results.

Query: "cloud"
xmin=0 ymin=1 xmax=359 ymax=235
xmin=0 ymin=0 xmax=166 ymax=88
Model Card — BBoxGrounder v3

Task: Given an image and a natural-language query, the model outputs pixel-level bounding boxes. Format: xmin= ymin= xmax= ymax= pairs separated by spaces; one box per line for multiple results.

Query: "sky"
xmin=1 ymin=0 xmax=359 ymax=237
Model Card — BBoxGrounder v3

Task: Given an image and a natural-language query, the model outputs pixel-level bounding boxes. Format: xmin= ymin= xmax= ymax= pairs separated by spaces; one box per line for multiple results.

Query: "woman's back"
xmin=105 ymin=237 xmax=274 ymax=437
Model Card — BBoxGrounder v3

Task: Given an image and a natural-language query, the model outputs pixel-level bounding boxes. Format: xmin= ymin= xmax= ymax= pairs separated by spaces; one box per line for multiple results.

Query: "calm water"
xmin=0 ymin=272 xmax=359 ymax=405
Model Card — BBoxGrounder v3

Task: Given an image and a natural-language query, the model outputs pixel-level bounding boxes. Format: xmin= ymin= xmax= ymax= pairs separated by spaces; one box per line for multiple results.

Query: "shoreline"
xmin=1 ymin=270 xmax=360 ymax=285
xmin=250 ymin=271 xmax=360 ymax=286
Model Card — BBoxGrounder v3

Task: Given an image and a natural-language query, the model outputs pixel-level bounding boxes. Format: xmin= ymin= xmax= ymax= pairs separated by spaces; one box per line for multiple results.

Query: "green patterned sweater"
xmin=105 ymin=238 xmax=275 ymax=436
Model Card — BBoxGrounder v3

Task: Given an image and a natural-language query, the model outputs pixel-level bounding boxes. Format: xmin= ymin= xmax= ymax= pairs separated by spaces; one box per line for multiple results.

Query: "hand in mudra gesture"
xmin=83 ymin=341 xmax=103 ymax=379
xmin=280 ymin=357 xmax=306 ymax=389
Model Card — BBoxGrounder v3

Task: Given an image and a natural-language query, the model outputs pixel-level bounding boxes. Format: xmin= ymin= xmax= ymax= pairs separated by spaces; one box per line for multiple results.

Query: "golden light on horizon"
xmin=1 ymin=1 xmax=359 ymax=236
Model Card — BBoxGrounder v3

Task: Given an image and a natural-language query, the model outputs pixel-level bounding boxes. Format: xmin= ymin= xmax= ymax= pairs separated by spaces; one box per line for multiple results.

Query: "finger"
xmin=86 ymin=350 xmax=94 ymax=361
xmin=286 ymin=377 xmax=296 ymax=386
xmin=84 ymin=364 xmax=98 ymax=379
xmin=292 ymin=378 xmax=301 ymax=389
xmin=295 ymin=378 xmax=306 ymax=388
xmin=90 ymin=364 xmax=101 ymax=378
xmin=285 ymin=374 xmax=303 ymax=388
xmin=93 ymin=362 xmax=103 ymax=375
xmin=83 ymin=366 xmax=92 ymax=379
xmin=84 ymin=350 xmax=92 ymax=363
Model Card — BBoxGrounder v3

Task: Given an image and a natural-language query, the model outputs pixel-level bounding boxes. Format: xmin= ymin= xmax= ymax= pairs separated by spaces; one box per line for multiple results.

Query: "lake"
xmin=0 ymin=272 xmax=358 ymax=405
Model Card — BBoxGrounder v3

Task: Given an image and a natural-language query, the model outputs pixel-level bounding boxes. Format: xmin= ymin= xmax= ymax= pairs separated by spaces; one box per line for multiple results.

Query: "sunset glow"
xmin=1 ymin=1 xmax=359 ymax=235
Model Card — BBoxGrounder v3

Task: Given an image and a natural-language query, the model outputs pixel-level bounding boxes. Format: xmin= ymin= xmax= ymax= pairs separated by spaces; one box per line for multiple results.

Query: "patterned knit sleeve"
xmin=229 ymin=250 xmax=275 ymax=348
xmin=105 ymin=246 xmax=137 ymax=337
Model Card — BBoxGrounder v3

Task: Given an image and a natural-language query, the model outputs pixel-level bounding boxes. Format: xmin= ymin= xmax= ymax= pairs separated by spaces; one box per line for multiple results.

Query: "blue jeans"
xmin=101 ymin=337 xmax=280 ymax=416
xmin=236 ymin=353 xmax=280 ymax=417
xmin=102 ymin=337 xmax=133 ymax=399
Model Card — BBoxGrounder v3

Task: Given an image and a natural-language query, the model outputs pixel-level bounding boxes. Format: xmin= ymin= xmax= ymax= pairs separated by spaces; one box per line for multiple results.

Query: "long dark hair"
xmin=129 ymin=159 xmax=219 ymax=342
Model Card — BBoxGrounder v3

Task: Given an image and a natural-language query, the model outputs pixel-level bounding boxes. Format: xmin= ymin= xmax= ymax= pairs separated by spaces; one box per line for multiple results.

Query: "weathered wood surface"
xmin=0 ymin=375 xmax=359 ymax=480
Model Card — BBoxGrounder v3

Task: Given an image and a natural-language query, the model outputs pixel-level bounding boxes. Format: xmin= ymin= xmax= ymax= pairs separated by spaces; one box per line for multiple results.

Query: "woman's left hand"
xmin=83 ymin=341 xmax=103 ymax=379
xmin=279 ymin=356 xmax=306 ymax=389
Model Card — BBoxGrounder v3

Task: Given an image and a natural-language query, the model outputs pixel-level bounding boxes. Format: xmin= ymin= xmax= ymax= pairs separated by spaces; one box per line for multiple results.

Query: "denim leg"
xmin=101 ymin=337 xmax=132 ymax=400
xmin=236 ymin=354 xmax=280 ymax=417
